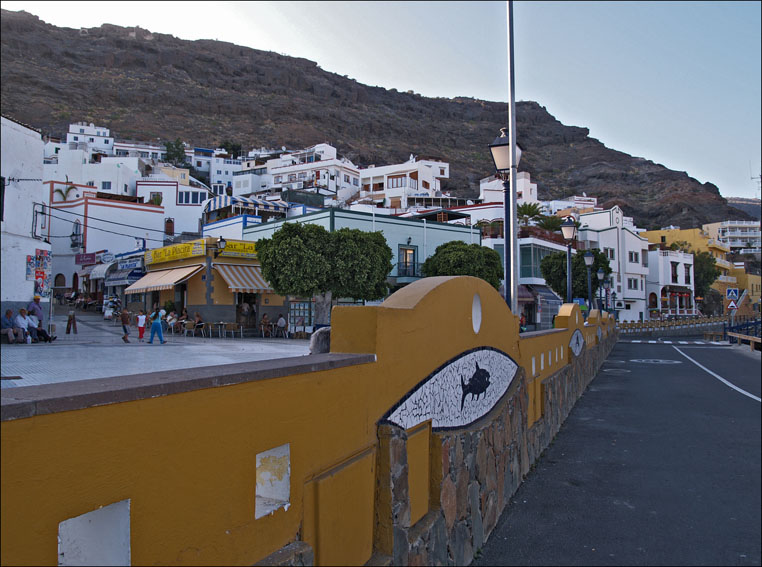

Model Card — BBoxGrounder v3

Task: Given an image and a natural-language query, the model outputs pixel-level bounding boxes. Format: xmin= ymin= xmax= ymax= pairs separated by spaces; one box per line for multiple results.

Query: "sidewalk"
xmin=1 ymin=311 xmax=310 ymax=388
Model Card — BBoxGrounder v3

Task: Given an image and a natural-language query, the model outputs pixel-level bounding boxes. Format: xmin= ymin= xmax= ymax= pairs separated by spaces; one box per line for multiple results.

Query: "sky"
xmin=3 ymin=1 xmax=761 ymax=199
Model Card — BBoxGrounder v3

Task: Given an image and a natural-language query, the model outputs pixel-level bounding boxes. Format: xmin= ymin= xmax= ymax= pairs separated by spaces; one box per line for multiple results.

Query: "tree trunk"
xmin=314 ymin=291 xmax=333 ymax=326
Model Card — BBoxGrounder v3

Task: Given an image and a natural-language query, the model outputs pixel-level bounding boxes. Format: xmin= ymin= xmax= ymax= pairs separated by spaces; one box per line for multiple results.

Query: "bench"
xmin=726 ymin=332 xmax=762 ymax=351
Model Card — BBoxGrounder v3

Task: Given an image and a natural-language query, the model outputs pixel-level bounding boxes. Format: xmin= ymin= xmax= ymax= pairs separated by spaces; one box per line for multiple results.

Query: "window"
xmin=196 ymin=161 xmax=202 ymax=167
xmin=181 ymin=173 xmax=186 ymax=179
xmin=642 ymin=251 xmax=648 ymax=267
xmin=388 ymin=176 xmax=406 ymax=189
xmin=274 ymin=175 xmax=282 ymax=183
xmin=353 ymin=178 xmax=359 ymax=186
xmin=298 ymin=172 xmax=306 ymax=179
xmin=604 ymin=247 xmax=615 ymax=260
xmin=671 ymin=261 xmax=679 ymax=284
xmin=628 ymin=251 xmax=639 ymax=263
xmin=89 ymin=138 xmax=94 ymax=143
xmin=149 ymin=192 xmax=162 ymax=204
xmin=217 ymin=170 xmax=222 ymax=175
xmin=440 ymin=168 xmax=445 ymax=176
xmin=627 ymin=278 xmax=638 ymax=290
xmin=685 ymin=265 xmax=691 ymax=284
xmin=79 ymin=128 xmax=84 ymax=133
xmin=288 ymin=174 xmax=297 ymax=182
xmin=73 ymin=136 xmax=79 ymax=141
xmin=101 ymin=181 xmax=112 ymax=190
xmin=225 ymin=170 xmax=229 ymax=176
xmin=422 ymin=180 xmax=430 ymax=189
xmin=123 ymin=184 xmax=128 ymax=193
xmin=105 ymin=139 xmax=110 ymax=145
xmin=191 ymin=192 xmax=200 ymax=204
xmin=398 ymin=246 xmax=417 ymax=277
xmin=344 ymin=174 xmax=350 ymax=183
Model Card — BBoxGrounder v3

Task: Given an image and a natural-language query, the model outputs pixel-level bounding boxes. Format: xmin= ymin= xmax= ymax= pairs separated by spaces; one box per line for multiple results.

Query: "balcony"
xmin=396 ymin=262 xmax=423 ymax=283
xmin=718 ymin=275 xmax=737 ymax=283
xmin=715 ymin=258 xmax=732 ymax=269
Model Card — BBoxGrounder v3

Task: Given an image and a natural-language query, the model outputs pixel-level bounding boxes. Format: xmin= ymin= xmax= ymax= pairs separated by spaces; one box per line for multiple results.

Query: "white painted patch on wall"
xmin=255 ymin=443 xmax=291 ymax=519
xmin=471 ymin=294 xmax=482 ymax=335
xmin=383 ymin=347 xmax=518 ymax=431
xmin=58 ymin=498 xmax=130 ymax=566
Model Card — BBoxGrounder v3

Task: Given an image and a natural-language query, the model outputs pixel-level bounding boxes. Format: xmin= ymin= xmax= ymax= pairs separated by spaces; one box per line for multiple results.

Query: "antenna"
xmin=751 ymin=161 xmax=761 ymax=197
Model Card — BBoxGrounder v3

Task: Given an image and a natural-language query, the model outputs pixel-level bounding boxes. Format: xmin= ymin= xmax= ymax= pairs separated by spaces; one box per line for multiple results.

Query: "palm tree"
xmin=517 ymin=202 xmax=543 ymax=226
xmin=536 ymin=215 xmax=564 ymax=232
xmin=53 ymin=185 xmax=76 ymax=202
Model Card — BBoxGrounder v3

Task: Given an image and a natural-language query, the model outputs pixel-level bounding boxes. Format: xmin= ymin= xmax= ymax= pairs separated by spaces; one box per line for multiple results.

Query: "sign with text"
xmin=75 ymin=253 xmax=96 ymax=265
xmin=145 ymin=239 xmax=205 ymax=265
xmin=218 ymin=240 xmax=257 ymax=259
xmin=118 ymin=258 xmax=142 ymax=271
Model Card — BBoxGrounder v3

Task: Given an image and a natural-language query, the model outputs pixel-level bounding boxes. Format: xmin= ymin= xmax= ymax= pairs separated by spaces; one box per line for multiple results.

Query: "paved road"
xmin=1 ymin=312 xmax=310 ymax=388
xmin=474 ymin=339 xmax=761 ymax=566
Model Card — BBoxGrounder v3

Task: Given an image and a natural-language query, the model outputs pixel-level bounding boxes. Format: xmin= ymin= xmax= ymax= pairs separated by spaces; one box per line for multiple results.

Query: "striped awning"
xmin=124 ymin=265 xmax=204 ymax=294
xmin=90 ymin=261 xmax=116 ymax=280
xmin=105 ymin=268 xmax=144 ymax=287
xmin=204 ymin=195 xmax=289 ymax=213
xmin=214 ymin=264 xmax=272 ymax=293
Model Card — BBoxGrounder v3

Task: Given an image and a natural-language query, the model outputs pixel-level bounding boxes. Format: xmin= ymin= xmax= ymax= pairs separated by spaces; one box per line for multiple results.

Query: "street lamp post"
xmin=603 ymin=277 xmax=611 ymax=311
xmin=561 ymin=217 xmax=577 ymax=303
xmin=489 ymin=128 xmax=517 ymax=312
xmin=584 ymin=251 xmax=594 ymax=312
xmin=596 ymin=267 xmax=604 ymax=310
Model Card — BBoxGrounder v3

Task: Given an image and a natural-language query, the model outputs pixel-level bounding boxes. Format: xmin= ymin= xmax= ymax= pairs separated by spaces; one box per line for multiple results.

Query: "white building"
xmin=478 ymin=171 xmax=539 ymax=206
xmin=65 ymin=121 xmax=114 ymax=157
xmin=540 ymin=195 xmax=600 ymax=216
xmin=703 ymin=220 xmax=761 ymax=255
xmin=646 ymin=248 xmax=696 ymax=318
xmin=2 ymin=116 xmax=52 ymax=316
xmin=46 ymin=182 xmax=165 ymax=301
xmin=357 ymin=154 xmax=449 ymax=210
xmin=210 ymin=153 xmax=244 ymax=191
xmin=577 ymin=206 xmax=650 ymax=322
xmin=113 ymin=139 xmax=166 ymax=161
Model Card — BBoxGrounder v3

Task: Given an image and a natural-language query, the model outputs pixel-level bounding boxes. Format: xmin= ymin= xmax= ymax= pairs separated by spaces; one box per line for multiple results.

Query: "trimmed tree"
xmin=539 ymin=248 xmax=612 ymax=303
xmin=421 ymin=241 xmax=503 ymax=290
xmin=256 ymin=223 xmax=393 ymax=325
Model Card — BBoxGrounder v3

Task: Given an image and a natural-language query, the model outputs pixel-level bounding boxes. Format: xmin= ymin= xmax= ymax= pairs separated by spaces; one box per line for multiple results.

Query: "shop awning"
xmin=214 ymin=263 xmax=272 ymax=293
xmin=124 ymin=265 xmax=204 ymax=294
xmin=105 ymin=268 xmax=145 ymax=287
xmin=517 ymin=285 xmax=535 ymax=303
xmin=90 ymin=261 xmax=116 ymax=280
xmin=204 ymin=195 xmax=289 ymax=213
xmin=77 ymin=265 xmax=95 ymax=278
xmin=530 ymin=285 xmax=563 ymax=304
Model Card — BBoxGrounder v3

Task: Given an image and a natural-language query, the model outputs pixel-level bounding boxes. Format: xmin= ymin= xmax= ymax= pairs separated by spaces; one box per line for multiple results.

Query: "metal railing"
xmin=397 ymin=262 xmax=423 ymax=278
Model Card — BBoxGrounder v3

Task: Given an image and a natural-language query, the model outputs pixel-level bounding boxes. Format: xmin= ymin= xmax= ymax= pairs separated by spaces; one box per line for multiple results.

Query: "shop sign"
xmin=145 ymin=239 xmax=205 ymax=265
xmin=218 ymin=240 xmax=257 ymax=259
xmin=118 ymin=258 xmax=142 ymax=271
xmin=100 ymin=252 xmax=115 ymax=263
xmin=75 ymin=252 xmax=97 ymax=265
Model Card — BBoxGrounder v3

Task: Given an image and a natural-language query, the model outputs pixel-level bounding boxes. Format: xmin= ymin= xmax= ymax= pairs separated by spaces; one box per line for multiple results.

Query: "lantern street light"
xmin=584 ymin=251 xmax=594 ymax=312
xmin=596 ymin=267 xmax=605 ymax=310
xmin=603 ymin=277 xmax=611 ymax=311
xmin=561 ymin=217 xmax=577 ymax=303
xmin=489 ymin=127 xmax=517 ymax=312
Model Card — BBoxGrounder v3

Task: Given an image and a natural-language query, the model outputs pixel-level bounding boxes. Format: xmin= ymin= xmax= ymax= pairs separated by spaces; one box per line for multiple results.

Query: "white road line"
xmin=679 ymin=341 xmax=690 ymax=344
xmin=648 ymin=340 xmax=658 ymax=344
xmin=672 ymin=346 xmax=761 ymax=403
xmin=663 ymin=341 xmax=673 ymax=344
xmin=693 ymin=341 xmax=704 ymax=344
xmin=632 ymin=340 xmax=642 ymax=343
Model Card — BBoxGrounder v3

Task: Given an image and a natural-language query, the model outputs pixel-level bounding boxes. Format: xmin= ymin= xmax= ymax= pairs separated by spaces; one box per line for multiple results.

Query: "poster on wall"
xmin=33 ymin=249 xmax=52 ymax=297
xmin=26 ymin=255 xmax=35 ymax=281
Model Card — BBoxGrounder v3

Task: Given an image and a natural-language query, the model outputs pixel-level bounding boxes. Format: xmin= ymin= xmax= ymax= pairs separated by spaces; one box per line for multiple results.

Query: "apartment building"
xmin=577 ymin=206 xmax=650 ymax=322
xmin=478 ymin=171 xmax=539 ymax=205
xmin=645 ymin=248 xmax=696 ymax=318
xmin=358 ymin=154 xmax=449 ymax=210
xmin=703 ymin=220 xmax=761 ymax=255
xmin=66 ymin=121 xmax=114 ymax=156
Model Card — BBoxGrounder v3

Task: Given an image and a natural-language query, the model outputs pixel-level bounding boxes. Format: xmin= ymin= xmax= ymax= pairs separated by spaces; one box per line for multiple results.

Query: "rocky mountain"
xmin=1 ymin=9 xmax=751 ymax=228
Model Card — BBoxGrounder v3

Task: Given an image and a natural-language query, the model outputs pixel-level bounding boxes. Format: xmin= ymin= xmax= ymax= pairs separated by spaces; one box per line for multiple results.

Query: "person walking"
xmin=147 ymin=307 xmax=167 ymax=345
xmin=136 ymin=309 xmax=146 ymax=342
xmin=120 ymin=309 xmax=131 ymax=343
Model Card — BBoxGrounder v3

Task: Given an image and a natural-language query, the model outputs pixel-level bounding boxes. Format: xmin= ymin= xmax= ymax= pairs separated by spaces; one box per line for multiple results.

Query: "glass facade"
xmin=520 ymin=243 xmax=559 ymax=278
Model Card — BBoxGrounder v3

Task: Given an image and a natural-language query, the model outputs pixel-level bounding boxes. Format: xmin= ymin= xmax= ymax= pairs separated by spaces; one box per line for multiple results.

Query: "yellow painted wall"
xmin=1 ymin=276 xmax=613 ymax=566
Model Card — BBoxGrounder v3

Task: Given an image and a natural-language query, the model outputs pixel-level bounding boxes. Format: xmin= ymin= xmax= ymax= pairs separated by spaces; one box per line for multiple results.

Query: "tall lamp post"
xmin=596 ymin=267 xmax=604 ymax=310
xmin=584 ymin=251 xmax=594 ymax=312
xmin=603 ymin=278 xmax=611 ymax=311
xmin=561 ymin=217 xmax=577 ymax=303
xmin=489 ymin=128 xmax=517 ymax=312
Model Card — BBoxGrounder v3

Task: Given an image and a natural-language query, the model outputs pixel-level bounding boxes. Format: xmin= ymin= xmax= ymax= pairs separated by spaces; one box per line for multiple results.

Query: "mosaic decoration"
xmin=570 ymin=329 xmax=585 ymax=357
xmin=382 ymin=347 xmax=518 ymax=431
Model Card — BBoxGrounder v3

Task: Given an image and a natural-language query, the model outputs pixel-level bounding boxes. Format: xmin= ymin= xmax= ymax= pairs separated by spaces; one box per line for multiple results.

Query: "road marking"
xmin=693 ymin=341 xmax=704 ymax=344
xmin=679 ymin=341 xmax=690 ymax=344
xmin=663 ymin=341 xmax=673 ymax=344
xmin=648 ymin=340 xmax=658 ymax=344
xmin=672 ymin=346 xmax=761 ymax=403
xmin=632 ymin=340 xmax=642 ymax=343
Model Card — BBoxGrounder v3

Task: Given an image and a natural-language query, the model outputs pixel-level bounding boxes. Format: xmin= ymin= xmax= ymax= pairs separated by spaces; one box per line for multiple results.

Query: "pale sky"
xmin=3 ymin=1 xmax=761 ymax=199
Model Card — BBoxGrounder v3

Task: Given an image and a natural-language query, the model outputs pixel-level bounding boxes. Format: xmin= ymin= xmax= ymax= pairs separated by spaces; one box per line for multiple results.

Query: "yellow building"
xmin=125 ymin=237 xmax=284 ymax=327
xmin=730 ymin=265 xmax=762 ymax=315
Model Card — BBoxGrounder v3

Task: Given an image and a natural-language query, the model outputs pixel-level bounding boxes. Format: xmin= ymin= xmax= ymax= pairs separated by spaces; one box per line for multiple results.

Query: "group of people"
xmin=119 ymin=306 xmax=206 ymax=344
xmin=2 ymin=295 xmax=57 ymax=344
xmin=259 ymin=313 xmax=287 ymax=338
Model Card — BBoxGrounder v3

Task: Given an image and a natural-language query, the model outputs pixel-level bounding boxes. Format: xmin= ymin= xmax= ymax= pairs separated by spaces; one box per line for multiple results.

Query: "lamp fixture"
xmin=406 ymin=236 xmax=412 ymax=245
xmin=584 ymin=250 xmax=594 ymax=267
xmin=488 ymin=127 xmax=511 ymax=174
xmin=560 ymin=217 xmax=577 ymax=242
xmin=213 ymin=236 xmax=227 ymax=258
xmin=597 ymin=267 xmax=605 ymax=281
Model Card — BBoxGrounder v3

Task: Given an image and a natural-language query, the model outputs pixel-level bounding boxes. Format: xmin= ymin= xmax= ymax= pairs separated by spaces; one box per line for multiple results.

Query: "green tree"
xmin=218 ymin=140 xmax=243 ymax=159
xmin=421 ymin=241 xmax=503 ymax=290
xmin=517 ymin=203 xmax=543 ymax=227
xmin=536 ymin=215 xmax=563 ymax=232
xmin=539 ymin=248 xmax=612 ymax=303
xmin=164 ymin=138 xmax=187 ymax=166
xmin=692 ymin=251 xmax=721 ymax=299
xmin=256 ymin=223 xmax=393 ymax=324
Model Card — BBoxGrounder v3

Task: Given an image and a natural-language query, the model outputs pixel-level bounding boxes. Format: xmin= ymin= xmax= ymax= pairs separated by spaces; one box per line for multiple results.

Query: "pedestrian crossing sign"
xmin=726 ymin=288 xmax=739 ymax=300
xmin=727 ymin=300 xmax=738 ymax=310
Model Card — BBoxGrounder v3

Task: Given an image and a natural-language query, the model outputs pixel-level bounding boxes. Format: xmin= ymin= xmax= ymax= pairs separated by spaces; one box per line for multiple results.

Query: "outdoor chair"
xmin=273 ymin=324 xmax=288 ymax=338
xmin=184 ymin=320 xmax=205 ymax=338
xmin=223 ymin=322 xmax=242 ymax=338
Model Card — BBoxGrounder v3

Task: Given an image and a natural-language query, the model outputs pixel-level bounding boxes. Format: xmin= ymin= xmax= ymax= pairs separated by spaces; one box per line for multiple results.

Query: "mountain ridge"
xmin=0 ymin=9 xmax=751 ymax=228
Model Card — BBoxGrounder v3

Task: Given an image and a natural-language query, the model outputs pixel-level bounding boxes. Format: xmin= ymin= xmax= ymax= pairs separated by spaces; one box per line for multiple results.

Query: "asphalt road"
xmin=474 ymin=339 xmax=761 ymax=566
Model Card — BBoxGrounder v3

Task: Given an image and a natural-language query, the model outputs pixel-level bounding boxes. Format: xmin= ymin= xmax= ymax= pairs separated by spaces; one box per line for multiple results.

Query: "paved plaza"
xmin=1 ymin=311 xmax=310 ymax=388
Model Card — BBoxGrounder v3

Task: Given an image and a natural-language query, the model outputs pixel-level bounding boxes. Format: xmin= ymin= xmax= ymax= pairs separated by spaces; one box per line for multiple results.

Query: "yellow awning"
xmin=214 ymin=264 xmax=272 ymax=293
xmin=125 ymin=265 xmax=204 ymax=294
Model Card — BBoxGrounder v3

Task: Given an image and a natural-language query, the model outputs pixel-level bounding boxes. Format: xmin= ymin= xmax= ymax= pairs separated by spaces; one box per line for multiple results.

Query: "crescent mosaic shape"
xmin=381 ymin=347 xmax=519 ymax=431
xmin=570 ymin=329 xmax=585 ymax=357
